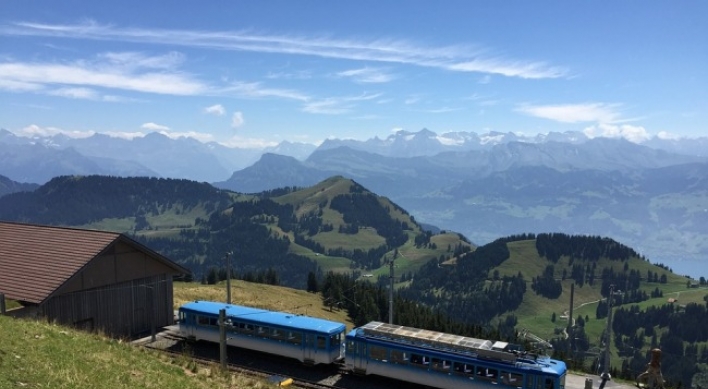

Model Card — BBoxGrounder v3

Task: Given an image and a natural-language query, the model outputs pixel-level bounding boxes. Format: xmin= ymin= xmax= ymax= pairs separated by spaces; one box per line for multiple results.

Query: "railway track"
xmin=143 ymin=333 xmax=343 ymax=389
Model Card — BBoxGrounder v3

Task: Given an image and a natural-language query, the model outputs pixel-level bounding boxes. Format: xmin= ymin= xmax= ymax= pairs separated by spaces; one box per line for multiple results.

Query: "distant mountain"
xmin=214 ymin=153 xmax=331 ymax=193
xmin=0 ymin=174 xmax=38 ymax=197
xmin=214 ymin=143 xmax=708 ymax=277
xmin=0 ymin=129 xmax=311 ymax=183
xmin=0 ymin=142 xmax=158 ymax=183
xmin=3 ymin=127 xmax=707 ymax=184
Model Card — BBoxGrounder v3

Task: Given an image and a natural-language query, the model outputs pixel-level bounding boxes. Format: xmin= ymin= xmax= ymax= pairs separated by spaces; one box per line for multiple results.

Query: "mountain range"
xmin=1 ymin=128 xmax=707 ymax=276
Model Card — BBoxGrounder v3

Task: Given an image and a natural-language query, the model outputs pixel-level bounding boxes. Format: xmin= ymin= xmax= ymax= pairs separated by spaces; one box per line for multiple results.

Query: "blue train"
xmin=178 ymin=301 xmax=567 ymax=389
xmin=178 ymin=300 xmax=345 ymax=365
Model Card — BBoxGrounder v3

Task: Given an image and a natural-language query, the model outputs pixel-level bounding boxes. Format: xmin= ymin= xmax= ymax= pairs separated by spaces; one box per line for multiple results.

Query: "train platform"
xmin=566 ymin=373 xmax=636 ymax=389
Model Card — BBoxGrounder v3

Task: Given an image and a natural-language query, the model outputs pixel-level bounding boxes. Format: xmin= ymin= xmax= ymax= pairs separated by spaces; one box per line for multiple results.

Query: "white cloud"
xmin=583 ymin=123 xmax=651 ymax=143
xmin=448 ymin=58 xmax=567 ymax=79
xmin=337 ymin=67 xmax=394 ymax=83
xmin=421 ymin=107 xmax=463 ymax=114
xmin=103 ymin=131 xmax=147 ymax=140
xmin=4 ymin=21 xmax=569 ymax=79
xmin=222 ymin=81 xmax=309 ymax=101
xmin=231 ymin=111 xmax=244 ymax=128
xmin=141 ymin=122 xmax=170 ymax=131
xmin=47 ymin=87 xmax=99 ymax=99
xmin=0 ymin=56 xmax=209 ymax=96
xmin=302 ymin=93 xmax=381 ymax=115
xmin=220 ymin=135 xmax=278 ymax=149
xmin=266 ymin=70 xmax=312 ymax=80
xmin=516 ymin=103 xmax=622 ymax=123
xmin=160 ymin=130 xmax=215 ymax=142
xmin=204 ymin=104 xmax=225 ymax=115
xmin=17 ymin=124 xmax=95 ymax=138
xmin=657 ymin=131 xmax=682 ymax=140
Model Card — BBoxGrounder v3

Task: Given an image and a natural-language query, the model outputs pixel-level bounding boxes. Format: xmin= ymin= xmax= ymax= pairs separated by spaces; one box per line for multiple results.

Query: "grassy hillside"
xmin=0 ymin=315 xmax=274 ymax=389
xmin=173 ymin=280 xmax=355 ymax=330
xmin=0 ymin=281 xmax=350 ymax=389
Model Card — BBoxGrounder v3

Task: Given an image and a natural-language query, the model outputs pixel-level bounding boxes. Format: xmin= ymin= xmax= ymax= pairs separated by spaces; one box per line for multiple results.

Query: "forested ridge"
xmin=0 ymin=175 xmax=233 ymax=225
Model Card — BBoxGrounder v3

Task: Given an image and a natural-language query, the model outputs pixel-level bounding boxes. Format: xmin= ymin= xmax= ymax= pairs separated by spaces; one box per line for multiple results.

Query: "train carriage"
xmin=178 ymin=301 xmax=346 ymax=365
xmin=345 ymin=321 xmax=567 ymax=389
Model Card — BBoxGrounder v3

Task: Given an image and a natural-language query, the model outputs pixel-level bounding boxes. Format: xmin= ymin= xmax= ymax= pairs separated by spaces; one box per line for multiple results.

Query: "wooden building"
xmin=0 ymin=221 xmax=189 ymax=337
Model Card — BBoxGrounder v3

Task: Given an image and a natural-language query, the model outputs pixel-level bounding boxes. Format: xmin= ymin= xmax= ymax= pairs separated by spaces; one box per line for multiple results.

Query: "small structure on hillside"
xmin=636 ymin=348 xmax=665 ymax=389
xmin=0 ymin=221 xmax=189 ymax=337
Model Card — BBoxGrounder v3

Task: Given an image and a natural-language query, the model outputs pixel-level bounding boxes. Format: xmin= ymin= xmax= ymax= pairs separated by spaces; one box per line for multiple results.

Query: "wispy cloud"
xmin=302 ymin=92 xmax=381 ymax=115
xmin=204 ymin=104 xmax=225 ymax=115
xmin=266 ymin=70 xmax=312 ymax=80
xmin=0 ymin=54 xmax=209 ymax=96
xmin=2 ymin=21 xmax=569 ymax=79
xmin=420 ymin=107 xmax=464 ymax=114
xmin=516 ymin=102 xmax=622 ymax=123
xmin=336 ymin=67 xmax=395 ymax=83
xmin=231 ymin=111 xmax=244 ymax=128
xmin=141 ymin=122 xmax=170 ymax=131
xmin=222 ymin=81 xmax=309 ymax=101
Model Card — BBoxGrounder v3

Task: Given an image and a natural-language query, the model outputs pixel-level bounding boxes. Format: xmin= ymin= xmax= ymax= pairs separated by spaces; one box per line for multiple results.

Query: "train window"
xmin=527 ymin=375 xmax=536 ymax=389
xmin=477 ymin=367 xmax=498 ymax=380
xmin=545 ymin=378 xmax=554 ymax=389
xmin=534 ymin=375 xmax=543 ymax=389
xmin=317 ymin=336 xmax=326 ymax=349
xmin=257 ymin=326 xmax=269 ymax=337
xmin=346 ymin=340 xmax=357 ymax=355
xmin=454 ymin=362 xmax=474 ymax=375
xmin=390 ymin=350 xmax=407 ymax=364
xmin=288 ymin=332 xmax=302 ymax=345
xmin=209 ymin=318 xmax=218 ymax=326
xmin=410 ymin=354 xmax=429 ymax=367
xmin=369 ymin=346 xmax=388 ymax=362
xmin=329 ymin=333 xmax=341 ymax=348
xmin=197 ymin=316 xmax=210 ymax=326
xmin=501 ymin=372 xmax=523 ymax=387
xmin=431 ymin=358 xmax=451 ymax=371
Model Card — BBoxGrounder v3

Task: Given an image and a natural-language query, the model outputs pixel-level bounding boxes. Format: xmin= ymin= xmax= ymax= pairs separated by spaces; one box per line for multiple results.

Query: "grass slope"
xmin=0 ymin=281 xmax=349 ymax=389
xmin=0 ymin=315 xmax=274 ymax=389
xmin=173 ymin=280 xmax=355 ymax=330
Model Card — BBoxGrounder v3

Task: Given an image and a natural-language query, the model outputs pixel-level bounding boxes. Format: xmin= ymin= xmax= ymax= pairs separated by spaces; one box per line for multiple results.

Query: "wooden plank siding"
xmin=42 ymin=274 xmax=174 ymax=337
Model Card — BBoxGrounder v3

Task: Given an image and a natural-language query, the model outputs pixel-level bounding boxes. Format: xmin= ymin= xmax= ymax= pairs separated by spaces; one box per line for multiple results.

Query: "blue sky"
xmin=1 ymin=1 xmax=706 ymax=148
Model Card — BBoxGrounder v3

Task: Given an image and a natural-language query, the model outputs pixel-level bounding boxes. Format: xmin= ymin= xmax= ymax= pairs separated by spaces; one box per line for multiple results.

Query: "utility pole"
xmin=225 ymin=252 xmax=232 ymax=304
xmin=389 ymin=259 xmax=394 ymax=324
xmin=600 ymin=284 xmax=614 ymax=388
xmin=219 ymin=308 xmax=227 ymax=371
xmin=567 ymin=283 xmax=575 ymax=359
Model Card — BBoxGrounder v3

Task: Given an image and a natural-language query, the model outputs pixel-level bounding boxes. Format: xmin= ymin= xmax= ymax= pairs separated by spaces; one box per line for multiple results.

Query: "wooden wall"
xmin=41 ymin=274 xmax=174 ymax=337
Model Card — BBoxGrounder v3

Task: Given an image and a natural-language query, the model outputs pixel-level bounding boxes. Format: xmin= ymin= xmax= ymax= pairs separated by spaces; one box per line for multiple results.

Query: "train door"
xmin=304 ymin=333 xmax=316 ymax=363
xmin=180 ymin=311 xmax=196 ymax=338
xmin=354 ymin=341 xmax=368 ymax=372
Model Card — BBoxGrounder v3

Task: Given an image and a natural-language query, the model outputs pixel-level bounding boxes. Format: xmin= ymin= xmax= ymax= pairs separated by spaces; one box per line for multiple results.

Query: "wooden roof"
xmin=0 ymin=221 xmax=187 ymax=304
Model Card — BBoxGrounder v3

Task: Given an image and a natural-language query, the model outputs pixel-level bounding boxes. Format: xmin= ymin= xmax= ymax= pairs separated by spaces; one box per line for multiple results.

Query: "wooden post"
xmin=219 ymin=309 xmax=227 ymax=371
xmin=0 ymin=292 xmax=6 ymax=314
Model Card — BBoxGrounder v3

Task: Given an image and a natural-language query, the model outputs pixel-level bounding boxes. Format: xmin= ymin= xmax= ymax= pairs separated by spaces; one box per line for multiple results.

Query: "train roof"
xmin=180 ymin=300 xmax=346 ymax=335
xmin=349 ymin=321 xmax=567 ymax=374
xmin=352 ymin=321 xmax=495 ymax=353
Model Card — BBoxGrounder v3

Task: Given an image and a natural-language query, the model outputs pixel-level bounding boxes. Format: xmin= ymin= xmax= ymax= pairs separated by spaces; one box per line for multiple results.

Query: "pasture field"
xmin=0 ymin=315 xmax=277 ymax=389
xmin=173 ymin=280 xmax=356 ymax=330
